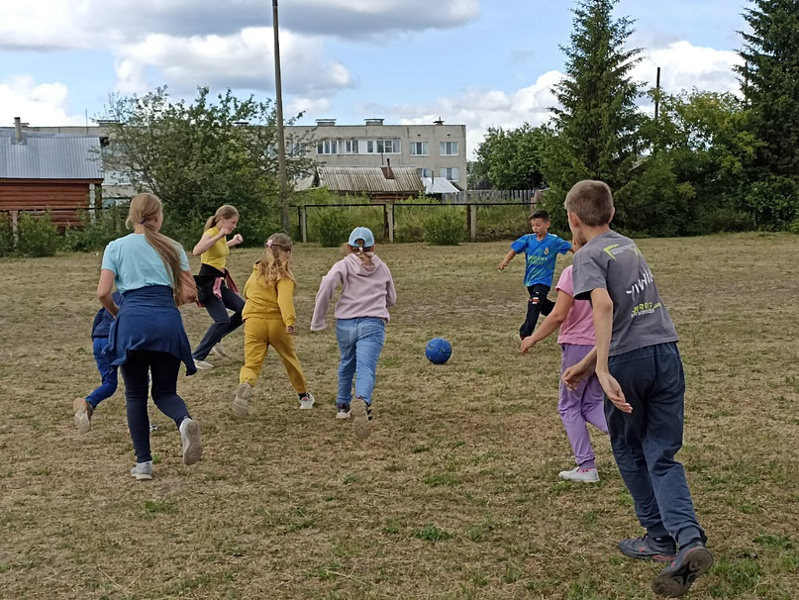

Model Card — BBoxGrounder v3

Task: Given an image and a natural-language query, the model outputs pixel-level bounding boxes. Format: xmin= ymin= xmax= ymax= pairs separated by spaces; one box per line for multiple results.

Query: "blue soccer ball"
xmin=425 ymin=338 xmax=452 ymax=364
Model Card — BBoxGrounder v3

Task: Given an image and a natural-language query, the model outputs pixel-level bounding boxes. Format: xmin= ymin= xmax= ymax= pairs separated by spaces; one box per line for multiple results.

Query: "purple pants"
xmin=559 ymin=343 xmax=608 ymax=469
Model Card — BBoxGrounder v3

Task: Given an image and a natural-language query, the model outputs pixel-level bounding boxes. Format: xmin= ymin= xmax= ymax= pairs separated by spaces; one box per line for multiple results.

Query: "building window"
xmin=366 ymin=140 xmax=374 ymax=153
xmin=440 ymin=167 xmax=459 ymax=181
xmin=373 ymin=139 xmax=400 ymax=154
xmin=317 ymin=140 xmax=338 ymax=155
xmin=342 ymin=139 xmax=359 ymax=154
xmin=410 ymin=141 xmax=428 ymax=156
xmin=417 ymin=167 xmax=431 ymax=178
xmin=288 ymin=142 xmax=307 ymax=156
xmin=440 ymin=141 xmax=459 ymax=156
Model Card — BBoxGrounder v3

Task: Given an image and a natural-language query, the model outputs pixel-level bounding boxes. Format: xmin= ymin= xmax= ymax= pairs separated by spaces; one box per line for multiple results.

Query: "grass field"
xmin=1 ymin=233 xmax=798 ymax=600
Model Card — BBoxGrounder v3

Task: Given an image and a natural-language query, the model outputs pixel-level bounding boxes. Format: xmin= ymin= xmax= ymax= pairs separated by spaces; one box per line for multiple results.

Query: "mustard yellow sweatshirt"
xmin=241 ymin=263 xmax=296 ymax=327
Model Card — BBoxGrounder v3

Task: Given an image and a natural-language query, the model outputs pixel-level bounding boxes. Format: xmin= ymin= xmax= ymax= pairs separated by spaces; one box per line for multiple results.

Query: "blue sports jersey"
xmin=510 ymin=233 xmax=572 ymax=287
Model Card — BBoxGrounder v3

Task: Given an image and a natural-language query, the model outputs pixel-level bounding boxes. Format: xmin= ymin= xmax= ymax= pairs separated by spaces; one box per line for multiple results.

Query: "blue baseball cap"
xmin=348 ymin=226 xmax=375 ymax=248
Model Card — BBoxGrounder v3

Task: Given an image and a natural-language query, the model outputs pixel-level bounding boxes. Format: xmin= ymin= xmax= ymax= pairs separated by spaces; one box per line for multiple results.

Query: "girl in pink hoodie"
xmin=310 ymin=227 xmax=397 ymax=439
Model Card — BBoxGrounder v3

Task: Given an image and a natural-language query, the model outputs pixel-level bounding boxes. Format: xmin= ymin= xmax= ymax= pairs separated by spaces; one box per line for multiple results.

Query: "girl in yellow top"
xmin=233 ymin=233 xmax=313 ymax=417
xmin=191 ymin=205 xmax=245 ymax=369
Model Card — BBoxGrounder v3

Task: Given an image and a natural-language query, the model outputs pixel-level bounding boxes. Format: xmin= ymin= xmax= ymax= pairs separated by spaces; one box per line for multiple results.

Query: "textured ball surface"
xmin=425 ymin=338 xmax=452 ymax=364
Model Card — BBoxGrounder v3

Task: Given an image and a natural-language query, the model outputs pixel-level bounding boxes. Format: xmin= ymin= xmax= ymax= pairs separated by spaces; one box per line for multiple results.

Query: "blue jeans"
xmin=607 ymin=342 xmax=705 ymax=548
xmin=336 ymin=318 xmax=386 ymax=406
xmin=87 ymin=337 xmax=118 ymax=409
xmin=193 ymin=285 xmax=245 ymax=360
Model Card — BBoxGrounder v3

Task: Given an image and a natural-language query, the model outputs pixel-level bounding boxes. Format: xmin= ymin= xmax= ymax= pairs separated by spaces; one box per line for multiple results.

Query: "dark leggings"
xmin=520 ymin=283 xmax=554 ymax=338
xmin=120 ymin=350 xmax=190 ymax=463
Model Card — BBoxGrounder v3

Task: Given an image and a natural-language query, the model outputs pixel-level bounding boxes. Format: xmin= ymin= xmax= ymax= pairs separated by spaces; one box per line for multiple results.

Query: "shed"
xmin=0 ymin=122 xmax=103 ymax=228
xmin=312 ymin=165 xmax=425 ymax=202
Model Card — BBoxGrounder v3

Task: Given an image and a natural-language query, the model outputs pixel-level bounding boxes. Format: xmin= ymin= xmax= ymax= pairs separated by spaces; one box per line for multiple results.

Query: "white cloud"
xmin=116 ymin=28 xmax=354 ymax=98
xmin=0 ymin=76 xmax=86 ymax=126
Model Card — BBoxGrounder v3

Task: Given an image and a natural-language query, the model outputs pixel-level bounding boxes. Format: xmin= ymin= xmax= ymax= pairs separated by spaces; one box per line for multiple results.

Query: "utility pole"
xmin=272 ymin=0 xmax=289 ymax=232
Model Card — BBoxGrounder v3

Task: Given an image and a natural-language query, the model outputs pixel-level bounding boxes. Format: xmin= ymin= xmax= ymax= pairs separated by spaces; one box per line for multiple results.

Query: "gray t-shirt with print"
xmin=571 ymin=231 xmax=678 ymax=356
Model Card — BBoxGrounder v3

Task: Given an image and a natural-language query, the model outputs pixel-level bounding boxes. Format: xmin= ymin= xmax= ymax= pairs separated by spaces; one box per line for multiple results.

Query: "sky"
xmin=0 ymin=0 xmax=748 ymax=157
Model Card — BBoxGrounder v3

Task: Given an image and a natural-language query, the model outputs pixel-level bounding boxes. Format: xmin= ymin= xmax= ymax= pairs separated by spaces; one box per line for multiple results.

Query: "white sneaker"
xmin=299 ymin=393 xmax=315 ymax=410
xmin=211 ymin=344 xmax=229 ymax=358
xmin=558 ymin=466 xmax=600 ymax=483
xmin=130 ymin=461 xmax=153 ymax=480
xmin=351 ymin=397 xmax=373 ymax=440
xmin=232 ymin=382 xmax=252 ymax=418
xmin=179 ymin=418 xmax=202 ymax=466
xmin=194 ymin=359 xmax=214 ymax=370
xmin=73 ymin=397 xmax=92 ymax=434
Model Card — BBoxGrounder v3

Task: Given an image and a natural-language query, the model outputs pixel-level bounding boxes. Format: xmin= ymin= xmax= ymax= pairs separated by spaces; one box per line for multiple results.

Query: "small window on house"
xmin=440 ymin=141 xmax=459 ymax=156
xmin=410 ymin=142 xmax=428 ymax=156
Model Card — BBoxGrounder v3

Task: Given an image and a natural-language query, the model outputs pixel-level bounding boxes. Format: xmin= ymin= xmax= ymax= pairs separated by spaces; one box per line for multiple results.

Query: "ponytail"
xmin=127 ymin=193 xmax=185 ymax=305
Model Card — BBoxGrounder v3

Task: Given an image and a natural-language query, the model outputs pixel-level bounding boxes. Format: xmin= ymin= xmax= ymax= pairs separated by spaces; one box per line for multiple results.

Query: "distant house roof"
xmin=421 ymin=177 xmax=461 ymax=195
xmin=316 ymin=166 xmax=424 ymax=194
xmin=0 ymin=131 xmax=103 ymax=180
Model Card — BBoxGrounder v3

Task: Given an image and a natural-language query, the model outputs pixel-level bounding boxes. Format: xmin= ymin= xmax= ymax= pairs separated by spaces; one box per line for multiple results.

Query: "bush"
xmin=741 ymin=176 xmax=799 ymax=231
xmin=316 ymin=208 xmax=352 ymax=247
xmin=0 ymin=215 xmax=14 ymax=257
xmin=17 ymin=213 xmax=61 ymax=257
xmin=64 ymin=207 xmax=125 ymax=252
xmin=424 ymin=208 xmax=465 ymax=245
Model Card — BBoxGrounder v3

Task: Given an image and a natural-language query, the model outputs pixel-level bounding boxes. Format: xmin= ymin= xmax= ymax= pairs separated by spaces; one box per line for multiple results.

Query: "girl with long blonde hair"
xmin=96 ymin=193 xmax=202 ymax=480
xmin=232 ymin=233 xmax=314 ymax=417
xmin=190 ymin=204 xmax=245 ymax=369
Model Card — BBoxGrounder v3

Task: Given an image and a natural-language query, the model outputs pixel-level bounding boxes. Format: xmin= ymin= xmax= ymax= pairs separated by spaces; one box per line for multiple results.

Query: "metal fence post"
xmin=300 ymin=205 xmax=308 ymax=243
xmin=468 ymin=204 xmax=477 ymax=241
xmin=386 ymin=204 xmax=395 ymax=242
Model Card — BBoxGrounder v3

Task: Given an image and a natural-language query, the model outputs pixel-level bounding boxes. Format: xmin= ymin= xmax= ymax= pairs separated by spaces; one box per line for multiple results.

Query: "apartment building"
xmin=286 ymin=118 xmax=467 ymax=189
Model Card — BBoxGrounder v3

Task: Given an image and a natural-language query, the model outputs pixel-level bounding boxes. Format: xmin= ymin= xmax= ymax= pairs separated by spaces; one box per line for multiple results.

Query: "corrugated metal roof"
xmin=0 ymin=132 xmax=103 ymax=180
xmin=318 ymin=166 xmax=424 ymax=193
xmin=421 ymin=177 xmax=460 ymax=194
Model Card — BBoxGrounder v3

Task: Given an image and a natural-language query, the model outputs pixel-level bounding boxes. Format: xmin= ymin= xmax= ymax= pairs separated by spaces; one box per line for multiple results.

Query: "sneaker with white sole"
xmin=211 ymin=344 xmax=229 ymax=358
xmin=179 ymin=418 xmax=202 ymax=466
xmin=336 ymin=403 xmax=351 ymax=419
xmin=299 ymin=393 xmax=315 ymax=410
xmin=558 ymin=466 xmax=600 ymax=483
xmin=130 ymin=460 xmax=153 ymax=480
xmin=351 ymin=396 xmax=373 ymax=440
xmin=73 ymin=397 xmax=93 ymax=434
xmin=193 ymin=359 xmax=213 ymax=370
xmin=232 ymin=382 xmax=252 ymax=418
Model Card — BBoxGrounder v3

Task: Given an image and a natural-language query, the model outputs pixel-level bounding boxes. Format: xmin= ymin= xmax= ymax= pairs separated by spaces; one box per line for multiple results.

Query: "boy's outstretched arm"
xmin=498 ymin=250 xmax=517 ymax=270
xmin=590 ymin=288 xmax=631 ymax=413
xmin=520 ymin=290 xmax=573 ymax=354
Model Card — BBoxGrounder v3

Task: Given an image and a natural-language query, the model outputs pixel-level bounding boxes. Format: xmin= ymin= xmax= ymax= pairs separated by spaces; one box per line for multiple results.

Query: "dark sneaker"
xmin=351 ymin=396 xmax=373 ymax=440
xmin=652 ymin=542 xmax=713 ymax=597
xmin=336 ymin=403 xmax=351 ymax=420
xmin=618 ymin=535 xmax=677 ymax=563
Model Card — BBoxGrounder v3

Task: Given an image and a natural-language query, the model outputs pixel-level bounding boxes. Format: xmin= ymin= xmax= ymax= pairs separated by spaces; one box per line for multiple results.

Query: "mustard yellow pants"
xmin=240 ymin=318 xmax=307 ymax=393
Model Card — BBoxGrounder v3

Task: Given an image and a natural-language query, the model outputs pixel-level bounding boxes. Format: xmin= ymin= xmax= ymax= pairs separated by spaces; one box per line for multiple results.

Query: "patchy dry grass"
xmin=1 ymin=232 xmax=798 ymax=600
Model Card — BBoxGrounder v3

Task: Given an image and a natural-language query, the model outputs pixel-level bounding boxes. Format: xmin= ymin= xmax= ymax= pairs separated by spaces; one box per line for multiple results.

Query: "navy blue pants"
xmin=86 ymin=337 xmax=118 ymax=408
xmin=607 ymin=342 xmax=705 ymax=548
xmin=121 ymin=350 xmax=190 ymax=463
xmin=520 ymin=283 xmax=553 ymax=338
xmin=193 ymin=285 xmax=245 ymax=360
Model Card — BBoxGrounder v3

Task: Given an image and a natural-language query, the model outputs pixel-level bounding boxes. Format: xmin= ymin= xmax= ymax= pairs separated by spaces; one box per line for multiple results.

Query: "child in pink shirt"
xmin=311 ymin=227 xmax=396 ymax=440
xmin=520 ymin=240 xmax=608 ymax=482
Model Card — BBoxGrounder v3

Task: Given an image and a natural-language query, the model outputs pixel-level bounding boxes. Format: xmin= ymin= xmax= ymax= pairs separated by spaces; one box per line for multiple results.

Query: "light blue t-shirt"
xmin=510 ymin=233 xmax=572 ymax=287
xmin=101 ymin=233 xmax=190 ymax=293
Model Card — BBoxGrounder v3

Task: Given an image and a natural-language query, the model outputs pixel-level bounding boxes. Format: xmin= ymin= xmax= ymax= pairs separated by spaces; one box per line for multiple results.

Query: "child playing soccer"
xmin=520 ymin=239 xmax=608 ymax=482
xmin=232 ymin=233 xmax=314 ymax=417
xmin=562 ymin=180 xmax=712 ymax=598
xmin=310 ymin=227 xmax=396 ymax=440
xmin=498 ymin=210 xmax=573 ymax=341
xmin=73 ymin=291 xmax=124 ymax=433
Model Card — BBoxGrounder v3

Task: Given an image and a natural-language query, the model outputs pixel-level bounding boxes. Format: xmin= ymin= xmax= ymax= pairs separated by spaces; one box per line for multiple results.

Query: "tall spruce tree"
xmin=541 ymin=0 xmax=644 ymax=230
xmin=738 ymin=0 xmax=799 ymax=180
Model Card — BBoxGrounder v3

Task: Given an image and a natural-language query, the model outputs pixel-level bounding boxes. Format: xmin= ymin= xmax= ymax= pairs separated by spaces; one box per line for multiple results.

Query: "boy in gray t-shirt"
xmin=562 ymin=180 xmax=712 ymax=598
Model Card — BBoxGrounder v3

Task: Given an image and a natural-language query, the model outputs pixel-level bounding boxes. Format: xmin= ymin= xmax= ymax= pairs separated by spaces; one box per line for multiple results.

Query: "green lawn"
xmin=1 ymin=233 xmax=798 ymax=599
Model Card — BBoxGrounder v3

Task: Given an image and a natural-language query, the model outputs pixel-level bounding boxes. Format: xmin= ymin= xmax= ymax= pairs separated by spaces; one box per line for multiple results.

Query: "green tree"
xmin=471 ymin=124 xmax=547 ymax=190
xmin=737 ymin=0 xmax=799 ymax=229
xmin=102 ymin=86 xmax=314 ymax=244
xmin=541 ymin=0 xmax=645 ymax=231
xmin=640 ymin=90 xmax=755 ymax=234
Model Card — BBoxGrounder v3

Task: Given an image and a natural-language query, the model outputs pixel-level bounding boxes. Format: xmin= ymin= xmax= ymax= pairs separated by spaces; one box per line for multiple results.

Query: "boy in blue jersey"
xmin=499 ymin=210 xmax=573 ymax=341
